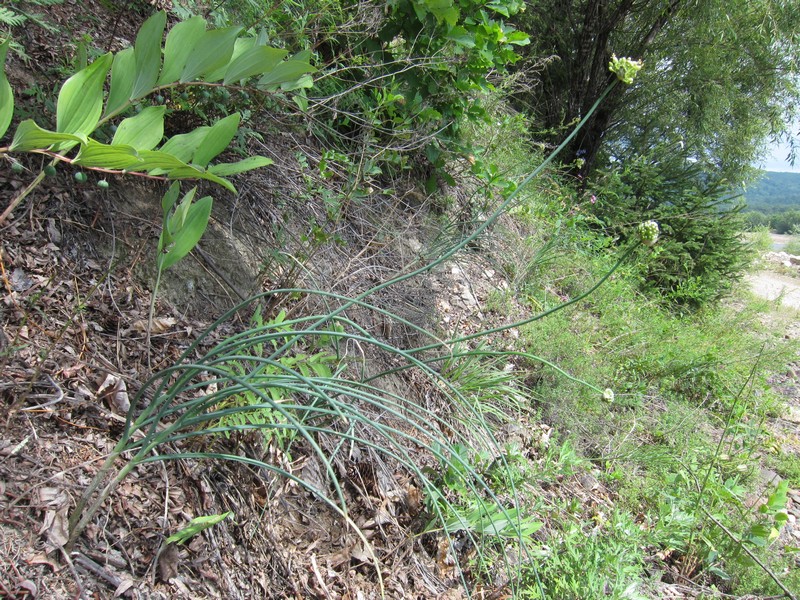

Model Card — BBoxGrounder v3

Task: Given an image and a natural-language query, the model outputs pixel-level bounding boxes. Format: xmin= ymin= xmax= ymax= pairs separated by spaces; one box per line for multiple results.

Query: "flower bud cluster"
xmin=609 ymin=54 xmax=643 ymax=84
xmin=637 ymin=220 xmax=659 ymax=247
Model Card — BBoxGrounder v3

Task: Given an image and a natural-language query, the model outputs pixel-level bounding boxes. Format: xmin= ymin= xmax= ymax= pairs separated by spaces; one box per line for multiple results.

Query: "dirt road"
xmin=747 ymin=270 xmax=800 ymax=310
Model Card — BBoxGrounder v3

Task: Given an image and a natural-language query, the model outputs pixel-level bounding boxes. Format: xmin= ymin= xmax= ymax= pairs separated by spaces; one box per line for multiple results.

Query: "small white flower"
xmin=602 ymin=388 xmax=615 ymax=402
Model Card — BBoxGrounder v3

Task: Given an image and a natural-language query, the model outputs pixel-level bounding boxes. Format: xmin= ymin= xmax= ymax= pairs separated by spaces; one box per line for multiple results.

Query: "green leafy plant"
xmin=0 ymin=11 xmax=315 ymax=226
xmin=521 ymin=511 xmax=647 ymax=599
xmin=143 ymin=181 xmax=214 ymax=359
xmin=588 ymin=141 xmax=750 ymax=309
xmin=166 ymin=511 xmax=233 ymax=545
xmin=0 ymin=0 xmax=64 ymax=55
xmin=61 ymin=70 xmax=637 ymax=597
xmin=65 ymin=290 xmax=543 ymax=595
xmin=212 ymin=307 xmax=336 ymax=446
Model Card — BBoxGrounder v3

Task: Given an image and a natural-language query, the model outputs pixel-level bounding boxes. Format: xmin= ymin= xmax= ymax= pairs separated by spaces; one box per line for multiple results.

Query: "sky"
xmin=760 ymin=138 xmax=800 ymax=173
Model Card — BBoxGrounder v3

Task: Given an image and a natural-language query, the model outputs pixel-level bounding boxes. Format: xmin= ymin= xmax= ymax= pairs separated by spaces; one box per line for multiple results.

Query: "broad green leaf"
xmin=165 ymin=511 xmax=231 ymax=545
xmin=506 ymin=31 xmax=530 ymax=46
xmin=126 ymin=147 xmax=236 ymax=192
xmin=223 ymin=44 xmax=287 ymax=84
xmin=159 ymin=194 xmax=213 ymax=270
xmin=135 ymin=149 xmax=196 ymax=172
xmin=180 ymin=26 xmax=243 ymax=83
xmin=169 ymin=166 xmax=236 ymax=193
xmin=280 ymin=73 xmax=314 ymax=92
xmin=204 ymin=37 xmax=256 ymax=83
xmin=161 ymin=180 xmax=181 ymax=218
xmin=446 ymin=26 xmax=475 ymax=48
xmin=159 ymin=181 xmax=182 ymax=247
xmin=104 ymin=48 xmax=136 ymax=118
xmin=10 ymin=119 xmax=85 ymax=152
xmin=289 ymin=49 xmax=313 ymax=63
xmin=56 ymin=53 xmax=113 ymax=137
xmin=208 ymin=156 xmax=273 ymax=176
xmin=158 ymin=127 xmax=211 ymax=163
xmin=170 ymin=186 xmax=197 ymax=232
xmin=0 ymin=39 xmax=13 ymax=140
xmin=766 ymin=480 xmax=789 ymax=511
xmin=293 ymin=94 xmax=309 ymax=111
xmin=158 ymin=16 xmax=206 ymax=85
xmin=257 ymin=60 xmax=316 ymax=90
xmin=75 ymin=38 xmax=88 ymax=70
xmin=73 ymin=140 xmax=141 ymax=169
xmin=192 ymin=113 xmax=240 ymax=168
xmin=131 ymin=11 xmax=166 ymax=100
xmin=112 ymin=106 xmax=165 ymax=150
xmin=417 ymin=0 xmax=459 ymax=26
xmin=486 ymin=1 xmax=510 ymax=17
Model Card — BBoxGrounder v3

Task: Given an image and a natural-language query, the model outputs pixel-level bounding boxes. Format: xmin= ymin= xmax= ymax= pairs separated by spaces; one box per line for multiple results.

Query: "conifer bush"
xmin=588 ymin=142 xmax=750 ymax=309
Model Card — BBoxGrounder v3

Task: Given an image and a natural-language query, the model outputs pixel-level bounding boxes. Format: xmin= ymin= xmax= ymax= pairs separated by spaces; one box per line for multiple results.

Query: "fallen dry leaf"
xmin=131 ymin=317 xmax=177 ymax=334
xmin=114 ymin=578 xmax=135 ymax=597
xmin=38 ymin=488 xmax=70 ymax=550
xmin=26 ymin=552 xmax=60 ymax=572
xmin=97 ymin=374 xmax=130 ymax=413
xmin=16 ymin=579 xmax=38 ymax=598
xmin=158 ymin=543 xmax=180 ymax=582
xmin=39 ymin=508 xmax=69 ymax=550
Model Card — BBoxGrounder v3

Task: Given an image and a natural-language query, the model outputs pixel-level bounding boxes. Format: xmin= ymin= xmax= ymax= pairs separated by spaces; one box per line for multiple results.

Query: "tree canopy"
xmin=514 ymin=0 xmax=800 ymax=184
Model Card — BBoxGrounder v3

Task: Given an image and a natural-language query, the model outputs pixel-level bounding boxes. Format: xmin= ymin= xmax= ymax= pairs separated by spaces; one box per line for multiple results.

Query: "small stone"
xmin=785 ymin=406 xmax=800 ymax=424
xmin=579 ymin=473 xmax=599 ymax=490
xmin=405 ymin=237 xmax=422 ymax=253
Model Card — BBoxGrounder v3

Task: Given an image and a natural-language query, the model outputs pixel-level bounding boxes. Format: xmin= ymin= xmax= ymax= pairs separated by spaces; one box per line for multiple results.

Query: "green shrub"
xmin=782 ymin=238 xmax=800 ymax=255
xmin=749 ymin=226 xmax=774 ymax=253
xmin=587 ymin=142 xmax=751 ymax=309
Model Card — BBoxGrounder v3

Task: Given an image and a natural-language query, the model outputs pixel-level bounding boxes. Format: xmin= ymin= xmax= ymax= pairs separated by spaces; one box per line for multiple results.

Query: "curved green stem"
xmin=409 ymin=241 xmax=641 ymax=354
xmin=147 ymin=264 xmax=164 ymax=370
xmin=266 ymin=80 xmax=620 ymax=362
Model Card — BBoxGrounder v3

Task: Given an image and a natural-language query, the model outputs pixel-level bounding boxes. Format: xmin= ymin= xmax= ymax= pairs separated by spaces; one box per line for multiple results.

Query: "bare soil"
xmin=747 ymin=271 xmax=800 ymax=310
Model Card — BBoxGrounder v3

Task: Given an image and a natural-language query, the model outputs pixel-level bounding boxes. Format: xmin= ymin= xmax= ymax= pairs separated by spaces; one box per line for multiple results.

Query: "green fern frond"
xmin=3 ymin=0 xmax=65 ymax=32
xmin=8 ymin=0 xmax=65 ymax=5
xmin=0 ymin=8 xmax=28 ymax=28
xmin=16 ymin=11 xmax=58 ymax=33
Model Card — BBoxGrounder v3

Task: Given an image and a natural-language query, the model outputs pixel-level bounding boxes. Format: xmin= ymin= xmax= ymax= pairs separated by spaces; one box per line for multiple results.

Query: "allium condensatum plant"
xmin=0 ymin=24 xmax=649 ymax=594
xmin=77 ymin=52 xmax=651 ymax=596
xmin=638 ymin=220 xmax=660 ymax=247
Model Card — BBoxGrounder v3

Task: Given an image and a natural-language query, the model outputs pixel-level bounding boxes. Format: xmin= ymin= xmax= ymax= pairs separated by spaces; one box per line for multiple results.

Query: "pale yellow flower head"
xmin=609 ymin=54 xmax=643 ymax=84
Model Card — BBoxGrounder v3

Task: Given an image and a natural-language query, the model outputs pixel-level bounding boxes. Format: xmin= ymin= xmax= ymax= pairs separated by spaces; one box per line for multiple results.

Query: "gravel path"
xmin=747 ymin=271 xmax=800 ymax=309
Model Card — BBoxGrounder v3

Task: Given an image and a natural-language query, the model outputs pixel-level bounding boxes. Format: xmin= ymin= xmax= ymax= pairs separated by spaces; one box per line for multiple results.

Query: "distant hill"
xmin=743 ymin=171 xmax=800 ymax=213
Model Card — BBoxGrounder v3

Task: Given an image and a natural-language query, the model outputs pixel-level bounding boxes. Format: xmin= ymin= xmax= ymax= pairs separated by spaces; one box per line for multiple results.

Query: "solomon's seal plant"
xmin=0 ymin=12 xmax=315 ymax=228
